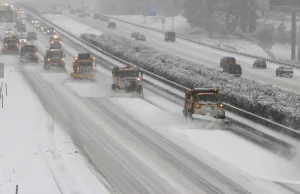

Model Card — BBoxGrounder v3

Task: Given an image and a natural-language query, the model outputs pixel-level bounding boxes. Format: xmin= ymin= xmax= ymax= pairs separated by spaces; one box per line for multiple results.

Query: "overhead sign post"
xmin=0 ymin=5 xmax=14 ymax=22
xmin=0 ymin=63 xmax=4 ymax=78
xmin=161 ymin=17 xmax=165 ymax=32
xmin=270 ymin=0 xmax=300 ymax=61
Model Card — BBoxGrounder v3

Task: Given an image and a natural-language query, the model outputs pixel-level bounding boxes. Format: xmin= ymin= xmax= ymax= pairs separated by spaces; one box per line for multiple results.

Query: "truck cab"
xmin=71 ymin=53 xmax=96 ymax=80
xmin=183 ymin=88 xmax=225 ymax=119
xmin=2 ymin=36 xmax=19 ymax=54
xmin=44 ymin=48 xmax=65 ymax=69
xmin=50 ymin=39 xmax=62 ymax=49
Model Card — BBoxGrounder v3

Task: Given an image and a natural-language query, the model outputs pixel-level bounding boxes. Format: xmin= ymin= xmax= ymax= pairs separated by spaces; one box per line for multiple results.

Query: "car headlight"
xmin=48 ymin=58 xmax=50 ymax=61
xmin=196 ymin=104 xmax=201 ymax=108
xmin=61 ymin=58 xmax=64 ymax=61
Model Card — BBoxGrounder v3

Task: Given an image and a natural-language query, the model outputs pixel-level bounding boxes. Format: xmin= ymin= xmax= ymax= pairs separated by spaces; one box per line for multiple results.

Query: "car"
xmin=223 ymin=63 xmax=242 ymax=77
xmin=36 ymin=23 xmax=46 ymax=29
xmin=108 ymin=22 xmax=116 ymax=29
xmin=276 ymin=66 xmax=293 ymax=77
xmin=46 ymin=27 xmax=56 ymax=35
xmin=40 ymin=26 xmax=50 ymax=32
xmin=31 ymin=19 xmax=39 ymax=24
xmin=220 ymin=56 xmax=236 ymax=68
xmin=19 ymin=36 xmax=27 ymax=46
xmin=101 ymin=16 xmax=109 ymax=22
xmin=131 ymin=32 xmax=139 ymax=38
xmin=135 ymin=34 xmax=146 ymax=41
xmin=164 ymin=31 xmax=175 ymax=42
xmin=93 ymin=13 xmax=101 ymax=19
xmin=20 ymin=45 xmax=38 ymax=63
xmin=253 ymin=59 xmax=267 ymax=69
xmin=5 ymin=29 xmax=14 ymax=35
xmin=27 ymin=32 xmax=37 ymax=40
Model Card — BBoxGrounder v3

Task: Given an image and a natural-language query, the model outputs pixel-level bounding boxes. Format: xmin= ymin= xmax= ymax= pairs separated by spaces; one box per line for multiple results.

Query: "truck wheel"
xmin=182 ymin=109 xmax=188 ymax=117
xmin=111 ymin=84 xmax=117 ymax=90
xmin=188 ymin=111 xmax=193 ymax=120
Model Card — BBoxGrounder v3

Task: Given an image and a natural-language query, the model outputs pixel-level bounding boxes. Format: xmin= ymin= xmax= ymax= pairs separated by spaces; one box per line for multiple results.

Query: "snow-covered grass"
xmin=0 ymin=56 xmax=110 ymax=193
xmin=111 ymin=15 xmax=270 ymax=58
xmin=0 ymin=57 xmax=60 ymax=194
xmin=81 ymin=33 xmax=300 ymax=130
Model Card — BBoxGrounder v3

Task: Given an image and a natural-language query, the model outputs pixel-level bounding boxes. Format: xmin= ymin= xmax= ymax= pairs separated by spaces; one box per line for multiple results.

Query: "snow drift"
xmin=81 ymin=33 xmax=300 ymax=130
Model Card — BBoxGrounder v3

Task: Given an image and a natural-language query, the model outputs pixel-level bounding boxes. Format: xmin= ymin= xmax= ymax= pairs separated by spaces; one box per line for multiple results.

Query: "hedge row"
xmin=81 ymin=33 xmax=300 ymax=130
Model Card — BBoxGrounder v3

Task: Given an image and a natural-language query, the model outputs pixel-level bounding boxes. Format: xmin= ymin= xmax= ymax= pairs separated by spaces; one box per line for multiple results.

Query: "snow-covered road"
xmin=3 ymin=7 xmax=300 ymax=193
xmin=20 ymin=13 xmax=300 ymax=193
xmin=58 ymin=13 xmax=300 ymax=94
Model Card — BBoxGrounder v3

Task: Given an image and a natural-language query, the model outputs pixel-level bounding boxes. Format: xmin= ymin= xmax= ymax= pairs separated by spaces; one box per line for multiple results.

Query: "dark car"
xmin=27 ymin=32 xmax=37 ymax=40
xmin=93 ymin=13 xmax=101 ymax=19
xmin=20 ymin=45 xmax=38 ymax=63
xmin=253 ymin=59 xmax=267 ymax=69
xmin=276 ymin=66 xmax=293 ymax=77
xmin=164 ymin=31 xmax=176 ymax=42
xmin=131 ymin=32 xmax=139 ymax=38
xmin=46 ymin=27 xmax=56 ymax=35
xmin=135 ymin=34 xmax=146 ymax=41
xmin=223 ymin=63 xmax=242 ymax=77
xmin=108 ymin=22 xmax=116 ymax=29
xmin=220 ymin=56 xmax=236 ymax=68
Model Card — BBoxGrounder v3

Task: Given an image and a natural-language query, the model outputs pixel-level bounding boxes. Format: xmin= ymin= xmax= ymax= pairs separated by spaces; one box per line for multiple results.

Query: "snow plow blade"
xmin=71 ymin=72 xmax=95 ymax=81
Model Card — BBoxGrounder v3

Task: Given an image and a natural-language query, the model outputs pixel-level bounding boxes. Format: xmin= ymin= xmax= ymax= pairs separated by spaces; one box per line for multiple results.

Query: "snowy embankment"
xmin=80 ymin=33 xmax=300 ymax=129
xmin=0 ymin=56 xmax=110 ymax=193
xmin=110 ymin=15 xmax=270 ymax=58
xmin=40 ymin=14 xmax=102 ymax=37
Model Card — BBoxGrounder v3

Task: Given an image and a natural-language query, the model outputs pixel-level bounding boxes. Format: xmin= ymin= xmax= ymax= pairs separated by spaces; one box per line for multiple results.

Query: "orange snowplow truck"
xmin=2 ymin=36 xmax=19 ymax=54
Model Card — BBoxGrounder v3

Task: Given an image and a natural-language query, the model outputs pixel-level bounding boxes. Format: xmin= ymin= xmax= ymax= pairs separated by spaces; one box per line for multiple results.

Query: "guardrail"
xmin=24 ymin=6 xmax=300 ymax=139
xmin=107 ymin=16 xmax=300 ymax=69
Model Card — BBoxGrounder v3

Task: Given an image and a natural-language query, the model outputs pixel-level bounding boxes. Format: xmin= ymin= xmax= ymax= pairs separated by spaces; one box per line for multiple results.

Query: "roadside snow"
xmin=0 ymin=57 xmax=110 ymax=194
xmin=41 ymin=14 xmax=102 ymax=37
xmin=0 ymin=57 xmax=60 ymax=194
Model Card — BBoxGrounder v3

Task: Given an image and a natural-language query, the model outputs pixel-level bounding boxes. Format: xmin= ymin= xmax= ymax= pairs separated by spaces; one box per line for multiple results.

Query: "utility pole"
xmin=291 ymin=11 xmax=297 ymax=61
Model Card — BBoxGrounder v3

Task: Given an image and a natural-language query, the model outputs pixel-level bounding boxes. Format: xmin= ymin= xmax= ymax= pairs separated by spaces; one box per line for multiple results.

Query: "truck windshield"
xmin=49 ymin=52 xmax=63 ymax=58
xmin=78 ymin=61 xmax=92 ymax=66
xmin=7 ymin=40 xmax=17 ymax=44
xmin=22 ymin=47 xmax=35 ymax=53
xmin=119 ymin=70 xmax=139 ymax=77
xmin=195 ymin=94 xmax=219 ymax=103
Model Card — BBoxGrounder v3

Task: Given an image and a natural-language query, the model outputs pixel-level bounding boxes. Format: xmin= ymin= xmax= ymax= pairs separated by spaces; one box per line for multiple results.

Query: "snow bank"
xmin=42 ymin=14 xmax=102 ymax=37
xmin=81 ymin=33 xmax=300 ymax=129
